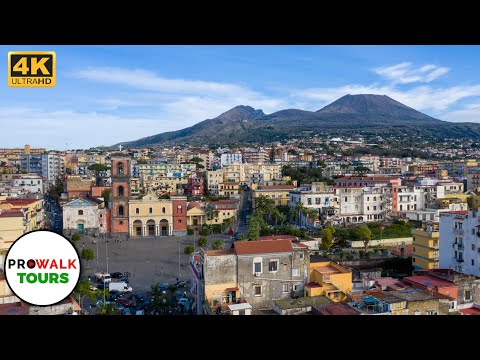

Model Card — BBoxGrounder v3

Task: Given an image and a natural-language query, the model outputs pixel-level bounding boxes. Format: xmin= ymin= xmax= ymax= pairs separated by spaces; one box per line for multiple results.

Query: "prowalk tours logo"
xmin=4 ymin=230 xmax=80 ymax=306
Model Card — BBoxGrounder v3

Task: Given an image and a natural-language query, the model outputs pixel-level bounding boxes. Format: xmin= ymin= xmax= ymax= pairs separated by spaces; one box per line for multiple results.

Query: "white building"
xmin=11 ymin=175 xmax=44 ymax=194
xmin=207 ymin=170 xmax=224 ymax=195
xmin=62 ymin=198 xmax=107 ymax=236
xmin=289 ymin=183 xmax=338 ymax=225
xmin=42 ymin=153 xmax=66 ymax=184
xmin=335 ymin=186 xmax=391 ymax=223
xmin=220 ymin=152 xmax=242 ymax=167
xmin=439 ymin=210 xmax=480 ymax=276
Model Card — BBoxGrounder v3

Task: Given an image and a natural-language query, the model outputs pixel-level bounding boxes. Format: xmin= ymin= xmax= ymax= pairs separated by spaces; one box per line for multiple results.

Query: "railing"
xmin=453 ymin=257 xmax=464 ymax=263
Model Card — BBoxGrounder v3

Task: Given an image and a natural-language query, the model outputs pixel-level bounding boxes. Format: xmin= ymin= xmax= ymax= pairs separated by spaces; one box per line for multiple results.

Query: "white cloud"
xmin=374 ymin=62 xmax=449 ymax=84
xmin=441 ymin=103 xmax=480 ymax=123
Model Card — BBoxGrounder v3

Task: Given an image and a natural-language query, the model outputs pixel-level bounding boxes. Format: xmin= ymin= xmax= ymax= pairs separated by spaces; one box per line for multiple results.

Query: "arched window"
xmin=118 ymin=205 xmax=124 ymax=216
xmin=117 ymin=162 xmax=124 ymax=175
xmin=177 ymin=205 xmax=182 ymax=214
xmin=78 ymin=210 xmax=83 ymax=216
xmin=118 ymin=185 xmax=124 ymax=197
xmin=149 ymin=207 xmax=153 ymax=214
xmin=135 ymin=208 xmax=139 ymax=214
xmin=162 ymin=207 xmax=166 ymax=214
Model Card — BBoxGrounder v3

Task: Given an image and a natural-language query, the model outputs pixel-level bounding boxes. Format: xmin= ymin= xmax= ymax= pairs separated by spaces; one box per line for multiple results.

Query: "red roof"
xmin=322 ymin=303 xmax=360 ymax=315
xmin=404 ymin=275 xmax=456 ymax=288
xmin=1 ymin=199 xmax=36 ymax=206
xmin=441 ymin=210 xmax=468 ymax=215
xmin=234 ymin=239 xmax=293 ymax=255
xmin=0 ymin=211 xmax=24 ymax=218
xmin=459 ymin=307 xmax=480 ymax=315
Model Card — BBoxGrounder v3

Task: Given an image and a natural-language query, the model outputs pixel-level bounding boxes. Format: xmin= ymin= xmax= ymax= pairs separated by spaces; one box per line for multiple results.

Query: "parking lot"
xmin=79 ymin=233 xmax=233 ymax=295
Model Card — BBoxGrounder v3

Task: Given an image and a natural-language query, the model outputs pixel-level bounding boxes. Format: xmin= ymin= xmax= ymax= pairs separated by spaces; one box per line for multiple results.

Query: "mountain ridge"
xmin=117 ymin=94 xmax=479 ymax=147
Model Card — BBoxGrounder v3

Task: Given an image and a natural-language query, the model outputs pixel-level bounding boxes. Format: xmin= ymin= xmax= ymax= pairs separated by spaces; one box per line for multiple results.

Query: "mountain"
xmin=118 ymin=94 xmax=480 ymax=147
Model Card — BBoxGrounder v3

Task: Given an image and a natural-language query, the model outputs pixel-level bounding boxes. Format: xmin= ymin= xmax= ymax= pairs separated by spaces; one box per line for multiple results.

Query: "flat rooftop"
xmin=391 ymin=288 xmax=437 ymax=302
xmin=315 ymin=266 xmax=342 ymax=275
xmin=404 ymin=275 xmax=455 ymax=288
xmin=274 ymin=296 xmax=332 ymax=310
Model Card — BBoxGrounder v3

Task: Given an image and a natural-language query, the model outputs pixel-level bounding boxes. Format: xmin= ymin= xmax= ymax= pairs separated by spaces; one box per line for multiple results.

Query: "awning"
xmin=226 ymin=287 xmax=239 ymax=291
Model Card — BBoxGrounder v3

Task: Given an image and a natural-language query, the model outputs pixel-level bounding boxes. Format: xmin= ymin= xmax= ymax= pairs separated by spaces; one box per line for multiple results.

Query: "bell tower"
xmin=110 ymin=154 xmax=131 ymax=235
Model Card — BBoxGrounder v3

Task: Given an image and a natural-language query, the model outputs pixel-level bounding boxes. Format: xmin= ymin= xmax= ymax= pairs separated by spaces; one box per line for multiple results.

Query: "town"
xmin=1 ymin=139 xmax=479 ymax=315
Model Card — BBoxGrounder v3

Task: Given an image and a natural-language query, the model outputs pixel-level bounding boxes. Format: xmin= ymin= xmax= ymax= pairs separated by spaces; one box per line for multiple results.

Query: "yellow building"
xmin=205 ymin=203 xmax=237 ymax=226
xmin=412 ymin=222 xmax=439 ymax=271
xmin=305 ymin=261 xmax=352 ymax=302
xmin=252 ymin=185 xmax=295 ymax=207
xmin=128 ymin=193 xmax=174 ymax=237
xmin=0 ymin=198 xmax=44 ymax=232
xmin=130 ymin=178 xmax=141 ymax=197
xmin=0 ymin=211 xmax=24 ymax=250
xmin=218 ymin=182 xmax=240 ymax=197
xmin=186 ymin=202 xmax=207 ymax=226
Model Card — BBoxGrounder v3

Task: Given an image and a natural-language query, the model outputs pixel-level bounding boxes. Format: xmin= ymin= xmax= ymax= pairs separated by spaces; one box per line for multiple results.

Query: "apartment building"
xmin=412 ymin=221 xmax=440 ymax=271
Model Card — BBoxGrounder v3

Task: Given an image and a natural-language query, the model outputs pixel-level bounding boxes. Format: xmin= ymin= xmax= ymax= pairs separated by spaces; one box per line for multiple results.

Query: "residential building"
xmin=0 ymin=145 xmax=45 ymax=156
xmin=207 ymin=169 xmax=223 ymax=195
xmin=62 ymin=197 xmax=108 ymax=235
xmin=220 ymin=152 xmax=242 ymax=167
xmin=253 ymin=184 xmax=295 ymax=207
xmin=304 ymin=261 xmax=352 ymax=302
xmin=439 ymin=210 xmax=480 ymax=275
xmin=334 ymin=176 xmax=401 ymax=188
xmin=66 ymin=175 xmax=94 ymax=200
xmin=412 ymin=221 xmax=440 ymax=271
xmin=218 ymin=181 xmax=240 ymax=198
xmin=186 ymin=202 xmax=207 ymax=227
xmin=135 ymin=163 xmax=196 ymax=194
xmin=187 ymin=177 xmax=204 ymax=196
xmin=243 ymin=149 xmax=269 ymax=164
xmin=205 ymin=200 xmax=238 ymax=226
xmin=110 ymin=154 xmax=131 ymax=235
xmin=289 ymin=182 xmax=338 ymax=224
xmin=11 ymin=174 xmax=44 ymax=195
xmin=191 ymin=239 xmax=310 ymax=314
xmin=336 ymin=186 xmax=390 ymax=223
xmin=0 ymin=198 xmax=44 ymax=232
xmin=20 ymin=154 xmax=43 ymax=177
xmin=41 ymin=152 xmax=66 ymax=184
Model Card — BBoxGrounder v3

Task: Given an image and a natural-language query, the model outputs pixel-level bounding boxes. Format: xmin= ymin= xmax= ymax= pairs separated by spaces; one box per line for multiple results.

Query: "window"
xmin=100 ymin=223 xmax=103 ymax=227
xmin=269 ymin=260 xmax=279 ymax=272
xmin=400 ymin=205 xmax=403 ymax=210
xmin=465 ymin=290 xmax=472 ymax=301
xmin=413 ymin=257 xmax=416 ymax=262
xmin=135 ymin=208 xmax=140 ymax=214
xmin=162 ymin=207 xmax=166 ymax=214
xmin=118 ymin=185 xmax=124 ymax=197
xmin=367 ymin=206 xmax=370 ymax=211
xmin=472 ymin=244 xmax=476 ymax=251
xmin=254 ymin=261 xmax=262 ymax=274
xmin=344 ymin=197 xmax=347 ymax=202
xmin=282 ymin=284 xmax=289 ymax=293
xmin=472 ymin=259 xmax=475 ymax=266
xmin=119 ymin=220 xmax=123 ymax=225
xmin=78 ymin=210 xmax=83 ymax=216
xmin=426 ymin=309 xmax=436 ymax=315
xmin=367 ymin=197 xmax=370 ymax=201
xmin=292 ymin=268 xmax=300 ymax=276
xmin=316 ymin=198 xmax=321 ymax=205
xmin=293 ymin=284 xmax=300 ymax=291
xmin=299 ymin=253 xmax=304 ymax=259
xmin=449 ymin=301 xmax=456 ymax=310
xmin=307 ymin=198 xmax=312 ymax=205
xmin=117 ymin=162 xmax=124 ymax=175
xmin=149 ymin=207 xmax=153 ymax=214
xmin=254 ymin=286 xmax=262 ymax=296
xmin=100 ymin=214 xmax=103 ymax=218
xmin=178 ymin=219 xmax=182 ymax=223
xmin=373 ymin=206 xmax=377 ymax=211
xmin=333 ymin=292 xmax=339 ymax=298
xmin=118 ymin=205 xmax=124 ymax=216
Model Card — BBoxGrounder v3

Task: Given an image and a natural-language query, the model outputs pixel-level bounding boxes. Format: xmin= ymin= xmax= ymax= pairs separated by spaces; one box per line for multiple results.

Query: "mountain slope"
xmin=118 ymin=94 xmax=480 ymax=147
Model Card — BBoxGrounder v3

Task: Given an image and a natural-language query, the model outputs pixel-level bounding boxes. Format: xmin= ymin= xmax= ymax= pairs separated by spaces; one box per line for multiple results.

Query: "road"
xmin=44 ymin=193 xmax=63 ymax=233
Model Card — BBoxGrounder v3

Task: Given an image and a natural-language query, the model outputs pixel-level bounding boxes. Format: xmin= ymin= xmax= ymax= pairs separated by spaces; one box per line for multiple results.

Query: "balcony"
xmin=453 ymin=228 xmax=464 ymax=235
xmin=453 ymin=257 xmax=464 ymax=263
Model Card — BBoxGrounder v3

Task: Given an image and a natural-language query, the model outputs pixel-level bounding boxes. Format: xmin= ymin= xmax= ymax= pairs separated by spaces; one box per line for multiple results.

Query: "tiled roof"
xmin=234 ymin=239 xmax=293 ymax=255
xmin=1 ymin=199 xmax=36 ymax=206
xmin=258 ymin=235 xmax=296 ymax=241
xmin=205 ymin=249 xmax=235 ymax=256
xmin=459 ymin=307 xmax=480 ymax=315
xmin=0 ymin=211 xmax=24 ymax=218
xmin=404 ymin=275 xmax=455 ymax=288
xmin=441 ymin=210 xmax=468 ymax=215
xmin=257 ymin=185 xmax=295 ymax=190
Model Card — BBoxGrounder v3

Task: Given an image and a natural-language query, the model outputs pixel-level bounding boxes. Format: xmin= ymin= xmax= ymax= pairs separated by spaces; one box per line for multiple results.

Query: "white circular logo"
xmin=4 ymin=230 xmax=81 ymax=306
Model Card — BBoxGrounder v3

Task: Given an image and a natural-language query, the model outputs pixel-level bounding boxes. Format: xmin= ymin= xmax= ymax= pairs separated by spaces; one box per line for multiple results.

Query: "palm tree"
xmin=206 ymin=205 xmax=219 ymax=222
xmin=295 ymin=201 xmax=304 ymax=226
xmin=73 ymin=280 xmax=96 ymax=312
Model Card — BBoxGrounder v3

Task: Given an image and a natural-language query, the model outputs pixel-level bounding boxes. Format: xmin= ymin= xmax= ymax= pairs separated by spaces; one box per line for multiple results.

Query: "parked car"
xmin=110 ymin=272 xmax=124 ymax=279
xmin=96 ymin=283 xmax=108 ymax=290
xmin=135 ymin=309 xmax=145 ymax=315
xmin=159 ymin=283 xmax=169 ymax=291
xmin=174 ymin=281 xmax=187 ymax=288
xmin=116 ymin=297 xmax=134 ymax=307
xmin=128 ymin=294 xmax=145 ymax=302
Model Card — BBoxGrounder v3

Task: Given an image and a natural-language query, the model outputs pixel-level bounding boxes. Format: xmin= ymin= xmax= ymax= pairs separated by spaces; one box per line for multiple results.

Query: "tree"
xmin=206 ymin=206 xmax=219 ymax=221
xmin=294 ymin=201 xmax=304 ymax=226
xmin=71 ymin=233 xmax=80 ymax=242
xmin=81 ymin=248 xmax=95 ymax=268
xmin=101 ymin=188 xmax=112 ymax=207
xmin=184 ymin=245 xmax=194 ymax=254
xmin=212 ymin=239 xmax=224 ymax=250
xmin=358 ymin=224 xmax=372 ymax=252
xmin=321 ymin=225 xmax=335 ymax=253
xmin=197 ymin=237 xmax=207 ymax=247
xmin=189 ymin=157 xmax=205 ymax=169
xmin=73 ymin=279 xmax=96 ymax=312
xmin=247 ymin=214 xmax=262 ymax=240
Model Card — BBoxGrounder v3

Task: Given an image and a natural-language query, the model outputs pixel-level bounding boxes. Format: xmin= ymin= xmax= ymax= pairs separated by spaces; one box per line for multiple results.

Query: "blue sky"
xmin=2 ymin=45 xmax=480 ymax=150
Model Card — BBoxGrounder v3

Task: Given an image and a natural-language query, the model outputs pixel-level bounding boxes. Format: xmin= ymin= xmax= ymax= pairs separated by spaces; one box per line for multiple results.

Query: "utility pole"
xmin=178 ymin=241 xmax=181 ymax=278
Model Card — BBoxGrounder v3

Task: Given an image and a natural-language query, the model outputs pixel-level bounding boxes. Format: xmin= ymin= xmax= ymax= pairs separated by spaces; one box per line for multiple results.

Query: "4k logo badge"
xmin=8 ymin=51 xmax=56 ymax=87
